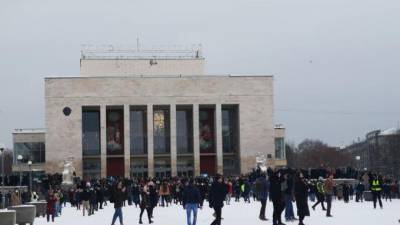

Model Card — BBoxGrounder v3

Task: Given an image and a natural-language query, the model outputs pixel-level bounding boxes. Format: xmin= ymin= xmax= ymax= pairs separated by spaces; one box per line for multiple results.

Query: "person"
xmin=225 ymin=180 xmax=233 ymax=205
xmin=46 ymin=190 xmax=56 ymax=222
xmin=324 ymin=174 xmax=334 ymax=217
xmin=355 ymin=182 xmax=365 ymax=202
xmin=370 ymin=175 xmax=383 ymax=209
xmin=256 ymin=172 xmax=269 ymax=221
xmin=159 ymin=181 xmax=171 ymax=207
xmin=311 ymin=178 xmax=326 ymax=211
xmin=294 ymin=172 xmax=310 ymax=225
xmin=208 ymin=174 xmax=228 ymax=225
xmin=81 ymin=187 xmax=90 ymax=216
xmin=148 ymin=181 xmax=158 ymax=220
xmin=111 ymin=181 xmax=126 ymax=225
xmin=269 ymin=169 xmax=286 ymax=225
xmin=10 ymin=190 xmax=20 ymax=206
xmin=182 ymin=178 xmax=202 ymax=225
xmin=139 ymin=184 xmax=153 ymax=224
xmin=284 ymin=173 xmax=296 ymax=222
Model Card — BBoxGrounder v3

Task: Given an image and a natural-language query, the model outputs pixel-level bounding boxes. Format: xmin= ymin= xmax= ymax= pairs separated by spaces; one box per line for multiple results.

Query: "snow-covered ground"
xmin=34 ymin=199 xmax=399 ymax=225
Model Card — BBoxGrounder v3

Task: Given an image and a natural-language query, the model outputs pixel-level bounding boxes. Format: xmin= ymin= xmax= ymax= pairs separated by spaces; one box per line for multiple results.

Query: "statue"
xmin=62 ymin=158 xmax=75 ymax=185
xmin=256 ymin=152 xmax=267 ymax=172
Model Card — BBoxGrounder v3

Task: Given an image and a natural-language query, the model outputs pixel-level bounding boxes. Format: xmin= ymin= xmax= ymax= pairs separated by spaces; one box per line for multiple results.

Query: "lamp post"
xmin=28 ymin=160 xmax=32 ymax=192
xmin=0 ymin=143 xmax=5 ymax=209
xmin=17 ymin=154 xmax=23 ymax=201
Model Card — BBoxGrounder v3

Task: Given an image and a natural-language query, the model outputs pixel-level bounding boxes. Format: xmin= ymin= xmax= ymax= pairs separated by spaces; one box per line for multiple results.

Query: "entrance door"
xmin=107 ymin=158 xmax=124 ymax=177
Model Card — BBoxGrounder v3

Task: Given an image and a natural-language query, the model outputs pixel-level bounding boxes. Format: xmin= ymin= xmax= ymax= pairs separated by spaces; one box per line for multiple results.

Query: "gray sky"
xmin=1 ymin=0 xmax=399 ymax=148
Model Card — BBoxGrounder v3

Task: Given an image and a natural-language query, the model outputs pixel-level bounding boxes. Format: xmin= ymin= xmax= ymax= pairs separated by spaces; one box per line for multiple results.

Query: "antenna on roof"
xmin=136 ymin=37 xmax=140 ymax=52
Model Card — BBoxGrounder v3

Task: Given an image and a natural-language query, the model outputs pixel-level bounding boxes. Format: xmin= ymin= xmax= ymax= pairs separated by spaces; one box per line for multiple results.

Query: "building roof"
xmin=13 ymin=128 xmax=46 ymax=134
xmin=380 ymin=128 xmax=400 ymax=136
xmin=45 ymin=74 xmax=274 ymax=80
xmin=80 ymin=44 xmax=204 ymax=60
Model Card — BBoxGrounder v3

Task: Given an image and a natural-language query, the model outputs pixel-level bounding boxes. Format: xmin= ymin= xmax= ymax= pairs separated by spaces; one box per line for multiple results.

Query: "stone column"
xmin=170 ymin=104 xmax=177 ymax=177
xmin=216 ymin=104 xmax=224 ymax=174
xmin=147 ymin=104 xmax=154 ymax=177
xmin=100 ymin=105 xmax=107 ymax=178
xmin=193 ymin=104 xmax=200 ymax=176
xmin=124 ymin=104 xmax=131 ymax=178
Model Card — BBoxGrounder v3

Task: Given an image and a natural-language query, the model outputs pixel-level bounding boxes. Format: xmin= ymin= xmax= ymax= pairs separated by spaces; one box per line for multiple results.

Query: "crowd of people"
xmin=0 ymin=167 xmax=397 ymax=225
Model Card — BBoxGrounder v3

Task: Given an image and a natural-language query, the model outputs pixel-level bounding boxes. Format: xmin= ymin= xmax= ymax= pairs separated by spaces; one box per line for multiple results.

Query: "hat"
xmin=318 ymin=177 xmax=324 ymax=181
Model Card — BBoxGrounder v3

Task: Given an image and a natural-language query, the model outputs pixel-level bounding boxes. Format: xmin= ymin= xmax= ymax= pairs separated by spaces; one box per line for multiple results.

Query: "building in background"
xmin=12 ymin=129 xmax=46 ymax=175
xmin=12 ymin=45 xmax=282 ymax=179
xmin=344 ymin=127 xmax=400 ymax=179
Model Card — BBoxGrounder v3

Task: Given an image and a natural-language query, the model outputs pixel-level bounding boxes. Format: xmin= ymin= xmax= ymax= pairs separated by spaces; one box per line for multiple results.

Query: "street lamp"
xmin=27 ymin=160 xmax=32 ymax=192
xmin=17 ymin=155 xmax=23 ymax=201
xmin=0 ymin=143 xmax=5 ymax=209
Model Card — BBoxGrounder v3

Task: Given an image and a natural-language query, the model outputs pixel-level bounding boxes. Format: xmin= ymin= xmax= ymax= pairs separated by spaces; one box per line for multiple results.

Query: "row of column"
xmin=98 ymin=104 xmax=224 ymax=178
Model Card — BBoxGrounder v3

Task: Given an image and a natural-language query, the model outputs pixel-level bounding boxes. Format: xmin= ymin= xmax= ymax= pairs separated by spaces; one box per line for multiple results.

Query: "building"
xmin=12 ymin=129 xmax=46 ymax=174
xmin=344 ymin=127 xmax=400 ymax=179
xmin=23 ymin=45 xmax=284 ymax=179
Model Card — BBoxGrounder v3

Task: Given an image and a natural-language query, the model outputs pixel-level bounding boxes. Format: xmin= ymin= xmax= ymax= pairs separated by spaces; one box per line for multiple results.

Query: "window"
xmin=176 ymin=106 xmax=193 ymax=154
xmin=130 ymin=107 xmax=147 ymax=155
xmin=14 ymin=142 xmax=45 ymax=164
xmin=275 ymin=137 xmax=285 ymax=159
xmin=153 ymin=106 xmax=170 ymax=154
xmin=199 ymin=106 xmax=215 ymax=153
xmin=222 ymin=105 xmax=239 ymax=153
xmin=106 ymin=107 xmax=124 ymax=155
xmin=82 ymin=108 xmax=101 ymax=156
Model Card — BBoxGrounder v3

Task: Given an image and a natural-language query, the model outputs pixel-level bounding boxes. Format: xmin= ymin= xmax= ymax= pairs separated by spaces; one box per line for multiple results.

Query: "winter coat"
xmin=256 ymin=176 xmax=269 ymax=200
xmin=182 ymin=184 xmax=201 ymax=206
xmin=140 ymin=191 xmax=151 ymax=209
xmin=294 ymin=179 xmax=310 ymax=218
xmin=208 ymin=181 xmax=228 ymax=208
xmin=46 ymin=194 xmax=56 ymax=214
xmin=113 ymin=188 xmax=125 ymax=208
xmin=269 ymin=174 xmax=284 ymax=202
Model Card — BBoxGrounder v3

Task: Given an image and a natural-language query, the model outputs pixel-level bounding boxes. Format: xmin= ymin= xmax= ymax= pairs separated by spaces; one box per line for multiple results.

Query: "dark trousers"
xmin=260 ymin=199 xmax=267 ymax=218
xmin=326 ymin=194 xmax=332 ymax=216
xmin=372 ymin=191 xmax=383 ymax=208
xmin=111 ymin=207 xmax=123 ymax=225
xmin=139 ymin=207 xmax=152 ymax=222
xmin=272 ymin=199 xmax=285 ymax=225
xmin=312 ymin=194 xmax=325 ymax=210
xmin=47 ymin=212 xmax=55 ymax=222
xmin=211 ymin=206 xmax=222 ymax=225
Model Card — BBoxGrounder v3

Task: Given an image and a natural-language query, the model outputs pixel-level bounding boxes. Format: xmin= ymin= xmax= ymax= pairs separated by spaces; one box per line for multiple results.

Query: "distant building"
xmin=12 ymin=129 xmax=46 ymax=174
xmin=344 ymin=128 xmax=400 ymax=179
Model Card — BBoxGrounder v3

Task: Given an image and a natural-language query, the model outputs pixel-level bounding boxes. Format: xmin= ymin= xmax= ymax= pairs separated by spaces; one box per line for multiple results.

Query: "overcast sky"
xmin=1 ymin=0 xmax=399 ymax=148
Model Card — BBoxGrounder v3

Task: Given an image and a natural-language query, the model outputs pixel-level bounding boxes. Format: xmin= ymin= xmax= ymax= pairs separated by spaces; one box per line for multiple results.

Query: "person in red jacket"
xmin=46 ymin=190 xmax=56 ymax=222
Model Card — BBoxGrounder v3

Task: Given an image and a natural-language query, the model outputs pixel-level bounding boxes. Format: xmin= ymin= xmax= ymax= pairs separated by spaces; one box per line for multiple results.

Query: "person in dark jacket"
xmin=208 ymin=174 xmax=228 ymax=225
xmin=182 ymin=179 xmax=202 ymax=225
xmin=148 ymin=181 xmax=158 ymax=220
xmin=256 ymin=173 xmax=269 ymax=221
xmin=294 ymin=172 xmax=310 ymax=225
xmin=111 ymin=181 xmax=126 ymax=225
xmin=139 ymin=184 xmax=153 ymax=224
xmin=269 ymin=169 xmax=286 ymax=225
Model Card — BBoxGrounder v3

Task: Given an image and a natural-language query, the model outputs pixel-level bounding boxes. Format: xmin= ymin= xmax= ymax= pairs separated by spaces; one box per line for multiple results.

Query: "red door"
xmin=107 ymin=158 xmax=124 ymax=177
xmin=200 ymin=155 xmax=216 ymax=175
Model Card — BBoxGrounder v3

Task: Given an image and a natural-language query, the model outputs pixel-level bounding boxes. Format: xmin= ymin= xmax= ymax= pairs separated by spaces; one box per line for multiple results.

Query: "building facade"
xmin=345 ymin=128 xmax=400 ymax=179
xmin=43 ymin=47 xmax=280 ymax=179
